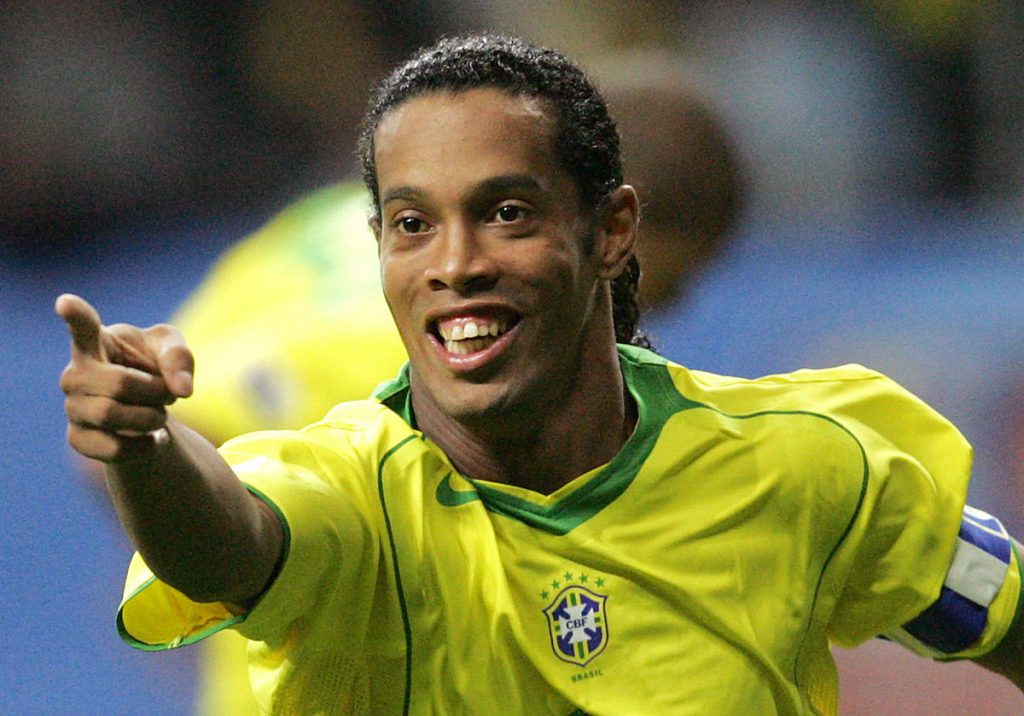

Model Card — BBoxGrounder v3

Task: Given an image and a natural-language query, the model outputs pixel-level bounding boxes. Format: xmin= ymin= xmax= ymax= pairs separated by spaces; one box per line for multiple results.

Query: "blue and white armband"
xmin=885 ymin=505 xmax=1023 ymax=659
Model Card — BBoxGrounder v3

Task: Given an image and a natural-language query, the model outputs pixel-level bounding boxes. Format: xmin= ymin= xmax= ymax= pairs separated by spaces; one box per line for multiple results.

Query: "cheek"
xmin=380 ymin=247 xmax=407 ymax=286
xmin=379 ymin=258 xmax=416 ymax=326
xmin=525 ymin=250 xmax=589 ymax=297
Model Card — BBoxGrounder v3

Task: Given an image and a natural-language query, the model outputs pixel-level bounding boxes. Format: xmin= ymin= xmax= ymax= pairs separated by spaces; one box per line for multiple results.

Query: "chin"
xmin=440 ymin=388 xmax=512 ymax=421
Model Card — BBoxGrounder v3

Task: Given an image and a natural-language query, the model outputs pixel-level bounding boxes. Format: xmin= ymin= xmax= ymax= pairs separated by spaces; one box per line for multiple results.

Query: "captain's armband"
xmin=884 ymin=506 xmax=1023 ymax=660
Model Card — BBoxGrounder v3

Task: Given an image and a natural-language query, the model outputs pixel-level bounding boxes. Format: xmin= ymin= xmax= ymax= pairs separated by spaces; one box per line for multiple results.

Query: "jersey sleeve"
xmin=116 ymin=424 xmax=382 ymax=651
xmin=821 ymin=367 xmax=1021 ymax=659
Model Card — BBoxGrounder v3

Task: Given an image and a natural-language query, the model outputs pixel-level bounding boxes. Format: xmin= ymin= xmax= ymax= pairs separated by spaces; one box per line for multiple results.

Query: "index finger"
xmin=55 ymin=294 xmax=108 ymax=362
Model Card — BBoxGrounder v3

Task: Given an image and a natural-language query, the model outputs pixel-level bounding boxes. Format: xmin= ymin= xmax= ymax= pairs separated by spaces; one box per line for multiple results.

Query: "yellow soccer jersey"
xmin=169 ymin=182 xmax=407 ymax=442
xmin=118 ymin=346 xmax=1021 ymax=715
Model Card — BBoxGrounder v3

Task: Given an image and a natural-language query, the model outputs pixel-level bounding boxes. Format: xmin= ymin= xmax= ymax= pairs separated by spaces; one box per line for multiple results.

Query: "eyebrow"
xmin=380 ymin=186 xmax=423 ymax=207
xmin=379 ymin=174 xmax=548 ymax=210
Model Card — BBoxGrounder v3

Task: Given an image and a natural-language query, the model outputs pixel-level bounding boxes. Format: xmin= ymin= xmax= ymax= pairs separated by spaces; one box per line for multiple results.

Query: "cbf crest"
xmin=542 ymin=584 xmax=609 ymax=666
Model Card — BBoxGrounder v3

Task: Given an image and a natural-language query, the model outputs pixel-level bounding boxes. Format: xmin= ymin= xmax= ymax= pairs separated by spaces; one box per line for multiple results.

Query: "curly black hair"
xmin=357 ymin=34 xmax=652 ymax=350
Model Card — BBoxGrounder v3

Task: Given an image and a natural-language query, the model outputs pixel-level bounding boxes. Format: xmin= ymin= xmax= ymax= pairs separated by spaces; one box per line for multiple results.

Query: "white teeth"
xmin=438 ymin=318 xmax=512 ymax=353
xmin=445 ymin=337 xmax=492 ymax=354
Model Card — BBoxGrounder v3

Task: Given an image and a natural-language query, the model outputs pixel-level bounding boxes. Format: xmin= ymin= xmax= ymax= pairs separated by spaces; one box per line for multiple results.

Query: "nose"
xmin=425 ymin=221 xmax=498 ymax=293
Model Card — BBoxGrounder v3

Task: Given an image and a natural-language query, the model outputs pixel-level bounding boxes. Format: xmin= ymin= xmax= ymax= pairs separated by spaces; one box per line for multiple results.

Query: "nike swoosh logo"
xmin=435 ymin=471 xmax=480 ymax=506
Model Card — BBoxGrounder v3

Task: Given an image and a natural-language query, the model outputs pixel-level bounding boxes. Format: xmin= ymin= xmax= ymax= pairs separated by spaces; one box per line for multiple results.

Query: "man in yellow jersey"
xmin=57 ymin=35 xmax=1023 ymax=714
xmin=172 ymin=60 xmax=745 ymax=716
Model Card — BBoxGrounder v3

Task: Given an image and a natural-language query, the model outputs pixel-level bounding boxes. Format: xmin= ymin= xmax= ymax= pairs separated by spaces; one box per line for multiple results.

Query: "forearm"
xmin=104 ymin=416 xmax=283 ymax=605
xmin=976 ymin=630 xmax=1024 ymax=690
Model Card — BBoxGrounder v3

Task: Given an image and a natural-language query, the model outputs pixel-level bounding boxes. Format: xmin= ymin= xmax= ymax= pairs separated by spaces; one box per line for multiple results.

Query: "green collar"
xmin=373 ymin=345 xmax=697 ymax=534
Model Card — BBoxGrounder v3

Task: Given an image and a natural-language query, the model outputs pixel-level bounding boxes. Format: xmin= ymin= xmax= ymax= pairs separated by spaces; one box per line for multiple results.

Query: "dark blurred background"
xmin=3 ymin=1 xmax=1023 ymax=713
xmin=4 ymin=0 xmax=1024 ymax=257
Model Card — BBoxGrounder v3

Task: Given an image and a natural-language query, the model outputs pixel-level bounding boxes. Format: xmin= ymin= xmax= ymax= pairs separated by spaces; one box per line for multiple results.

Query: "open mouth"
xmin=430 ymin=311 xmax=521 ymax=356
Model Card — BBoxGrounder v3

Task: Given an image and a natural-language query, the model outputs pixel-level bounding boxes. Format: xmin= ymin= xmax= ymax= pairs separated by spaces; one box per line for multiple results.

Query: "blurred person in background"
xmin=595 ymin=52 xmax=745 ymax=313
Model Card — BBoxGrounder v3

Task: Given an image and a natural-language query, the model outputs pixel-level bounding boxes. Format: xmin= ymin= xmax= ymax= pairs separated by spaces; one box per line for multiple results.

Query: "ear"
xmin=594 ymin=185 xmax=639 ymax=280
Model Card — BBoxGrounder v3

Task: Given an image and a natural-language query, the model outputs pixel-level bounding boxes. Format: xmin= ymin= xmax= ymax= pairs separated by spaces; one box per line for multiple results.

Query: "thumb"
xmin=145 ymin=324 xmax=195 ymax=399
xmin=55 ymin=294 xmax=108 ymax=362
xmin=159 ymin=344 xmax=195 ymax=399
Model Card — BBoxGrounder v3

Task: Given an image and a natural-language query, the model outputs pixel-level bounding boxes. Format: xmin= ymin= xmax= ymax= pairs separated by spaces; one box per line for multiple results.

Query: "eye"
xmin=396 ymin=216 xmax=430 ymax=235
xmin=493 ymin=204 xmax=528 ymax=224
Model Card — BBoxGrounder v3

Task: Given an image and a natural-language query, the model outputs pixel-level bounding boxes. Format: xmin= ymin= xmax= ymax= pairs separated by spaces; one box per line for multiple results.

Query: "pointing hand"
xmin=56 ymin=294 xmax=194 ymax=462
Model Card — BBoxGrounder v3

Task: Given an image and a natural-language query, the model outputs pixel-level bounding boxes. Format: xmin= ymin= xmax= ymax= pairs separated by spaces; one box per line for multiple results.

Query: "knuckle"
xmin=67 ymin=424 xmax=114 ymax=462
xmin=94 ymin=398 xmax=120 ymax=426
xmin=110 ymin=370 xmax=134 ymax=397
xmin=128 ymin=406 xmax=163 ymax=432
xmin=106 ymin=322 xmax=134 ymax=336
xmin=59 ymin=364 xmax=80 ymax=394
xmin=105 ymin=438 xmax=129 ymax=462
xmin=164 ymin=344 xmax=194 ymax=365
xmin=64 ymin=396 xmax=81 ymax=423
xmin=145 ymin=405 xmax=168 ymax=430
xmin=152 ymin=322 xmax=185 ymax=341
xmin=148 ymin=323 xmax=178 ymax=346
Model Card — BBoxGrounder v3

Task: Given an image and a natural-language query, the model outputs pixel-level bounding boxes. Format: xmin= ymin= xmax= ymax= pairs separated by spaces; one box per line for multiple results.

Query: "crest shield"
xmin=542 ymin=585 xmax=609 ymax=666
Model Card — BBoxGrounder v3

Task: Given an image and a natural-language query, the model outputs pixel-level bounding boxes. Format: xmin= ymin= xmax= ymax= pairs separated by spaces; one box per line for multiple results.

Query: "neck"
xmin=412 ymin=343 xmax=633 ymax=495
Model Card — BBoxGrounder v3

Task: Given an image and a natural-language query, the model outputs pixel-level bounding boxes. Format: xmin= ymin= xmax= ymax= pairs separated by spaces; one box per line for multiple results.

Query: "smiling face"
xmin=372 ymin=88 xmax=632 ymax=428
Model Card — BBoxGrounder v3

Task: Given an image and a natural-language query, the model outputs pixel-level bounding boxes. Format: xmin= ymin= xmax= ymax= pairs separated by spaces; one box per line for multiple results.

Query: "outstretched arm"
xmin=56 ymin=294 xmax=283 ymax=605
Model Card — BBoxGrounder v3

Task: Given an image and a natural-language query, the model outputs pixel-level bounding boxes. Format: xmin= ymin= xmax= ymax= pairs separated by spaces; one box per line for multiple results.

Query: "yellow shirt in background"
xmin=170 ymin=182 xmax=406 ymax=441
